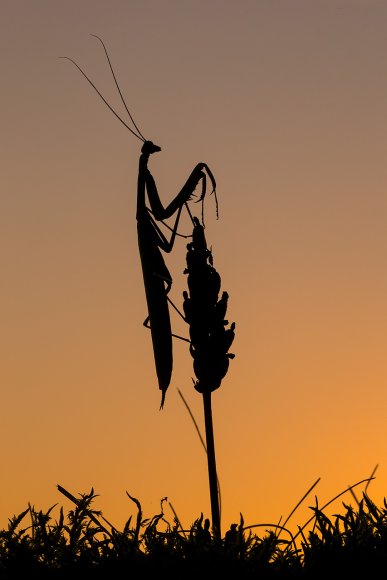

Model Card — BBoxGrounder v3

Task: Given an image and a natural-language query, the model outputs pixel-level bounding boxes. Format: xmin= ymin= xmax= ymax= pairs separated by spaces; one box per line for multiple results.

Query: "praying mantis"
xmin=62 ymin=36 xmax=217 ymax=408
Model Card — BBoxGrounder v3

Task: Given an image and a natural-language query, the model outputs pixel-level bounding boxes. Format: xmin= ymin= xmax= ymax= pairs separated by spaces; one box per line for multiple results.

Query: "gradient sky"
xmin=2 ymin=0 xmax=387 ymax=536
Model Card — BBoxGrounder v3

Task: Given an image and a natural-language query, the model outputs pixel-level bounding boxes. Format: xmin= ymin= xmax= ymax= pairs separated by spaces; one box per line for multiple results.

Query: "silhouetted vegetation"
xmin=42 ymin=36 xmax=385 ymax=579
xmin=1 ymin=483 xmax=387 ymax=579
xmin=183 ymin=216 xmax=235 ymax=538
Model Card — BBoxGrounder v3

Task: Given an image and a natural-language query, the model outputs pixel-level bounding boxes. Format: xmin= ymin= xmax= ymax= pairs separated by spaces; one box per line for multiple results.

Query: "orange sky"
xmin=1 ymin=0 xmax=387 ymax=536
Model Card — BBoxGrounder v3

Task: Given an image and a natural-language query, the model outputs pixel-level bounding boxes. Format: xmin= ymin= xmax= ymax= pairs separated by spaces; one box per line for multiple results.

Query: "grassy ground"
xmin=1 ymin=483 xmax=387 ymax=579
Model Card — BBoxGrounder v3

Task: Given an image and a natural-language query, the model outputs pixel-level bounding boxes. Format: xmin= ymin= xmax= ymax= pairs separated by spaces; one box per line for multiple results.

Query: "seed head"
xmin=184 ymin=218 xmax=235 ymax=393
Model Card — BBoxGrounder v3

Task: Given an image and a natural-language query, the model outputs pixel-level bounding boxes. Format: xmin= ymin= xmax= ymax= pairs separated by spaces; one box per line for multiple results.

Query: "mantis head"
xmin=142 ymin=140 xmax=161 ymax=155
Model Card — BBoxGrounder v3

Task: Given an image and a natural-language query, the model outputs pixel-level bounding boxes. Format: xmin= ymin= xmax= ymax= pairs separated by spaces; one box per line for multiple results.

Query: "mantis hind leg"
xmin=150 ymin=271 xmax=186 ymax=322
xmin=143 ymin=315 xmax=190 ymax=343
xmin=143 ymin=276 xmax=190 ymax=343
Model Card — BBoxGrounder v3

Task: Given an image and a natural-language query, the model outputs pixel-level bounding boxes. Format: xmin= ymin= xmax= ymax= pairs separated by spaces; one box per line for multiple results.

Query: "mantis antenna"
xmin=90 ymin=34 xmax=146 ymax=142
xmin=60 ymin=38 xmax=145 ymax=142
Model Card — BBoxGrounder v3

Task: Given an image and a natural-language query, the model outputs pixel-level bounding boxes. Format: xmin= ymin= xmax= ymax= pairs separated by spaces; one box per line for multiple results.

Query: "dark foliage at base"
xmin=1 ymin=489 xmax=387 ymax=579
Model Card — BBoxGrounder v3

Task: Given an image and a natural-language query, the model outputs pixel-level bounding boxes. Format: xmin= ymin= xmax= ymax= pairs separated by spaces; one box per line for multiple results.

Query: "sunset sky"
xmin=2 ymin=0 xmax=387 ymax=536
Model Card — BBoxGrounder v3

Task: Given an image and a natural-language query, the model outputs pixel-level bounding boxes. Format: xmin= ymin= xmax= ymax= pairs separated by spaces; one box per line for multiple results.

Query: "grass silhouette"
xmin=0 ymin=474 xmax=386 ymax=579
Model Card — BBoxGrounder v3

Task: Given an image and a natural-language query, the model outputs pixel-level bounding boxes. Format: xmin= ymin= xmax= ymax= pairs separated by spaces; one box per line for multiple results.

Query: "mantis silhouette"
xmin=62 ymin=36 xmax=216 ymax=408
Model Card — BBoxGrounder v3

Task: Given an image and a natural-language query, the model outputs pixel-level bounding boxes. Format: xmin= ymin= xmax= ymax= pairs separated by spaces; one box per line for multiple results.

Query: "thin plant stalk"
xmin=202 ymin=390 xmax=221 ymax=539
xmin=177 ymin=388 xmax=222 ymax=520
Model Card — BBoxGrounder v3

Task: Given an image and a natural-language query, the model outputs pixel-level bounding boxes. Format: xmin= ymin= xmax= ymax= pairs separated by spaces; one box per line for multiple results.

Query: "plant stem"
xmin=202 ymin=390 xmax=221 ymax=539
